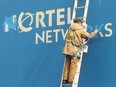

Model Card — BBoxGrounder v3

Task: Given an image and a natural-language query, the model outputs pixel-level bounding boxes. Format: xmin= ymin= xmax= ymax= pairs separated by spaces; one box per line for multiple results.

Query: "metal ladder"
xmin=60 ymin=0 xmax=90 ymax=87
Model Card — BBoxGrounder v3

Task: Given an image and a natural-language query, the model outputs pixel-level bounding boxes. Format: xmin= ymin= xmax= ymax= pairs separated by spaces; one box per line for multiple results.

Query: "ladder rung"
xmin=62 ymin=83 xmax=72 ymax=85
xmin=76 ymin=6 xmax=88 ymax=9
xmin=78 ymin=17 xmax=86 ymax=19
xmin=76 ymin=71 xmax=80 ymax=73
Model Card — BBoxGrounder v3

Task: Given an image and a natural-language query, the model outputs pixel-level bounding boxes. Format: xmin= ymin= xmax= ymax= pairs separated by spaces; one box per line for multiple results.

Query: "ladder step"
xmin=78 ymin=17 xmax=86 ymax=19
xmin=76 ymin=6 xmax=88 ymax=9
xmin=78 ymin=60 xmax=81 ymax=62
xmin=62 ymin=83 xmax=72 ymax=86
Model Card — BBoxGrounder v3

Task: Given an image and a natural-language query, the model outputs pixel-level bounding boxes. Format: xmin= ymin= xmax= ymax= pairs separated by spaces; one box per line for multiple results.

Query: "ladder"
xmin=60 ymin=0 xmax=90 ymax=87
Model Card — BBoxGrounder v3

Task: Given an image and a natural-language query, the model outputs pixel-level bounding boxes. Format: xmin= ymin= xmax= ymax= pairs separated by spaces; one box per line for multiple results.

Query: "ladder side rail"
xmin=61 ymin=0 xmax=78 ymax=87
xmin=72 ymin=0 xmax=90 ymax=87
xmin=71 ymin=0 xmax=78 ymax=25
xmin=60 ymin=59 xmax=66 ymax=87
xmin=72 ymin=51 xmax=83 ymax=87
xmin=83 ymin=0 xmax=90 ymax=22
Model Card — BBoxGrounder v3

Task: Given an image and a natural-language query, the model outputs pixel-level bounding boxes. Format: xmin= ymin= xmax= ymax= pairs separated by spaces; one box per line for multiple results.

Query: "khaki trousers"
xmin=63 ymin=55 xmax=79 ymax=83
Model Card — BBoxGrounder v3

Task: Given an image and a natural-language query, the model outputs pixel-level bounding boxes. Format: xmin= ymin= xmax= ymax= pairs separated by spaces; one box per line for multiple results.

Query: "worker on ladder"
xmin=62 ymin=18 xmax=98 ymax=84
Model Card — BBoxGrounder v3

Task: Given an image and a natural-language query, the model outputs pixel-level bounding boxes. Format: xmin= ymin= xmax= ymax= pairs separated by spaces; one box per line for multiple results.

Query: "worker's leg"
xmin=68 ymin=56 xmax=79 ymax=83
xmin=63 ymin=55 xmax=71 ymax=81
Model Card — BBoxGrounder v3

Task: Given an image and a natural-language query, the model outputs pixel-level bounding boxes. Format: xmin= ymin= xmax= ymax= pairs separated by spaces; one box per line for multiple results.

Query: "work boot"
xmin=77 ymin=55 xmax=81 ymax=59
xmin=68 ymin=82 xmax=73 ymax=84
xmin=62 ymin=80 xmax=68 ymax=84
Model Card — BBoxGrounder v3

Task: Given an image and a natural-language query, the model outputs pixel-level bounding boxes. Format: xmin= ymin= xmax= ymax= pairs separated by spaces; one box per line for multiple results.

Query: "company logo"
xmin=3 ymin=7 xmax=113 ymax=44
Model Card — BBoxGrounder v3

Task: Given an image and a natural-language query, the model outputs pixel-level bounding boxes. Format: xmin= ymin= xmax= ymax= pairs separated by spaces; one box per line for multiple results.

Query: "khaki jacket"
xmin=63 ymin=23 xmax=98 ymax=56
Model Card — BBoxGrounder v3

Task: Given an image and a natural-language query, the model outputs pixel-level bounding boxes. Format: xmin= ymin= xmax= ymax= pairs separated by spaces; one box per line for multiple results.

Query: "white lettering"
xmin=105 ymin=23 xmax=113 ymax=37
xmin=61 ymin=29 xmax=68 ymax=40
xmin=53 ymin=29 xmax=60 ymax=42
xmin=46 ymin=30 xmax=52 ymax=43
xmin=36 ymin=12 xmax=46 ymax=28
xmin=18 ymin=12 xmax=33 ymax=32
xmin=36 ymin=32 xmax=45 ymax=44
xmin=67 ymin=7 xmax=71 ymax=24
xmin=46 ymin=10 xmax=55 ymax=26
xmin=57 ymin=8 xmax=65 ymax=25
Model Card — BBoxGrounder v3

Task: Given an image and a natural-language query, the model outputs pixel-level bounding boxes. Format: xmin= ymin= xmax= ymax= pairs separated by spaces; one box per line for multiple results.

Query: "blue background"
xmin=0 ymin=0 xmax=116 ymax=87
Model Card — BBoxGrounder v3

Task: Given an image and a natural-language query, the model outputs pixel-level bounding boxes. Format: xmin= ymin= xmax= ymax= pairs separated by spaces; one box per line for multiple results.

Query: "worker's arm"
xmin=81 ymin=29 xmax=98 ymax=38
xmin=89 ymin=29 xmax=98 ymax=38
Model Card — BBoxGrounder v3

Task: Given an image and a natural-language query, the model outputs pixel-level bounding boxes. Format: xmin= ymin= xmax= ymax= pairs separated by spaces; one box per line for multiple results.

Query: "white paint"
xmin=46 ymin=10 xmax=55 ymax=27
xmin=5 ymin=23 xmax=9 ymax=32
xmin=36 ymin=32 xmax=45 ymax=44
xmin=67 ymin=7 xmax=72 ymax=24
xmin=53 ymin=29 xmax=60 ymax=42
xmin=46 ymin=30 xmax=52 ymax=43
xmin=57 ymin=8 xmax=65 ymax=25
xmin=36 ymin=12 xmax=46 ymax=28
xmin=61 ymin=29 xmax=68 ymax=40
xmin=105 ymin=23 xmax=113 ymax=37
xmin=18 ymin=12 xmax=33 ymax=32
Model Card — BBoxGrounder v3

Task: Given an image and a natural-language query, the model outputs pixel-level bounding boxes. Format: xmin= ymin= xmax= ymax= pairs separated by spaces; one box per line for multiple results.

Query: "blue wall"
xmin=0 ymin=0 xmax=115 ymax=87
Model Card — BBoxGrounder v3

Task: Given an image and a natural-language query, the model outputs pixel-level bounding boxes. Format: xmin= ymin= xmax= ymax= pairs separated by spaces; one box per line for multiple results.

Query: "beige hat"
xmin=73 ymin=18 xmax=84 ymax=23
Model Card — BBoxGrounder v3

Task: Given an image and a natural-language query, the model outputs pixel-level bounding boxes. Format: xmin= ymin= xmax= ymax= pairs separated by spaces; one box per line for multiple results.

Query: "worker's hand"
xmin=89 ymin=29 xmax=99 ymax=38
xmin=94 ymin=29 xmax=99 ymax=33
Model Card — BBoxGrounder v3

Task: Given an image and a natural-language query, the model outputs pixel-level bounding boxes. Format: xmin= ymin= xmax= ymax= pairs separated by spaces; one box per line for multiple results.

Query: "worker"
xmin=62 ymin=18 xmax=98 ymax=84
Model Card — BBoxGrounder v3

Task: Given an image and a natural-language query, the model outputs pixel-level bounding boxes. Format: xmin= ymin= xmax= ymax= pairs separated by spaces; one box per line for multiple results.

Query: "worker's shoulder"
xmin=70 ymin=23 xmax=83 ymax=31
xmin=71 ymin=23 xmax=79 ymax=27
